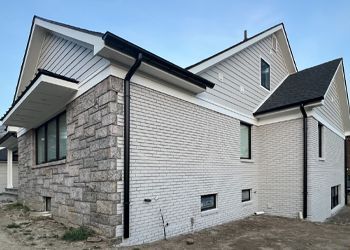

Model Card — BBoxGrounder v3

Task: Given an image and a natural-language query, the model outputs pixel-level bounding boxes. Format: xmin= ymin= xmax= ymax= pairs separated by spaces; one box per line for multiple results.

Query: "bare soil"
xmin=0 ymin=201 xmax=350 ymax=249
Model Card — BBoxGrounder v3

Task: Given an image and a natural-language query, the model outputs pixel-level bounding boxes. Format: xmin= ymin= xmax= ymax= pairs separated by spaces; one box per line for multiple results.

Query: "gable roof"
xmin=186 ymin=23 xmax=297 ymax=74
xmin=254 ymin=58 xmax=342 ymax=116
xmin=12 ymin=16 xmax=214 ymax=104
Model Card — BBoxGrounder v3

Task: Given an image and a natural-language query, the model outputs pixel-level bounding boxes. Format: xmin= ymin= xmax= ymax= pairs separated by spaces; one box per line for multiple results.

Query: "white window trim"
xmin=259 ymin=56 xmax=271 ymax=92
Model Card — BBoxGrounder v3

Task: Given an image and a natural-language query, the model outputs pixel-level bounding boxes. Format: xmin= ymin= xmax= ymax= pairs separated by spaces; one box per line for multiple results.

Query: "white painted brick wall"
xmin=257 ymin=118 xmax=304 ymax=218
xmin=121 ymin=83 xmax=260 ymax=245
xmin=307 ymin=117 xmax=345 ymax=221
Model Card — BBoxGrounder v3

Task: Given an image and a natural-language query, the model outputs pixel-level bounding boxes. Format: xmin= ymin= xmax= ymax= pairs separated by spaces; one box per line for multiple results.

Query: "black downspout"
xmin=124 ymin=53 xmax=143 ymax=239
xmin=300 ymin=104 xmax=308 ymax=219
xmin=345 ymin=138 xmax=348 ymax=205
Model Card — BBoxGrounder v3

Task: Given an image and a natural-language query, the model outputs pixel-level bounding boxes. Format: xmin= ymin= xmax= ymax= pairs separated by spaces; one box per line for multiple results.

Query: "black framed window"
xmin=331 ymin=185 xmax=339 ymax=209
xmin=240 ymin=122 xmax=251 ymax=159
xmin=261 ymin=59 xmax=270 ymax=90
xmin=201 ymin=194 xmax=216 ymax=211
xmin=36 ymin=112 xmax=67 ymax=164
xmin=318 ymin=123 xmax=323 ymax=158
xmin=242 ymin=189 xmax=251 ymax=202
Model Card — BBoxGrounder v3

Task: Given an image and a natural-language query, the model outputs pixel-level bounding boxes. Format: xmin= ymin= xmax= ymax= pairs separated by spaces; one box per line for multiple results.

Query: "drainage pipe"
xmin=300 ymin=104 xmax=308 ymax=219
xmin=124 ymin=53 xmax=143 ymax=239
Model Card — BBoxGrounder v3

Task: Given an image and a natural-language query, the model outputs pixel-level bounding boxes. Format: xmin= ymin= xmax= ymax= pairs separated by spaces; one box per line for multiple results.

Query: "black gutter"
xmin=300 ymin=104 xmax=308 ymax=219
xmin=102 ymin=32 xmax=215 ymax=90
xmin=123 ymin=53 xmax=143 ymax=239
xmin=254 ymin=97 xmax=324 ymax=117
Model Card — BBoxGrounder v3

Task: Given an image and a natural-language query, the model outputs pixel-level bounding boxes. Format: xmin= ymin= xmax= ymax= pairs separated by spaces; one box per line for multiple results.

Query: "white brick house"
xmin=1 ymin=17 xmax=349 ymax=245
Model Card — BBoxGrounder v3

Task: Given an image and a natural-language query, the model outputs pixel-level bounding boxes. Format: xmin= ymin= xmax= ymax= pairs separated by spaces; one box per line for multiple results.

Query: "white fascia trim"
xmin=189 ymin=25 xmax=283 ymax=74
xmin=310 ymin=111 xmax=345 ymax=139
xmin=34 ymin=19 xmax=104 ymax=55
xmin=2 ymin=75 xmax=78 ymax=125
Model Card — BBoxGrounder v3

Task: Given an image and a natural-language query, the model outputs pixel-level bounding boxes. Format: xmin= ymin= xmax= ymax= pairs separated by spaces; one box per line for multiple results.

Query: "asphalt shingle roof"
xmin=254 ymin=58 xmax=342 ymax=116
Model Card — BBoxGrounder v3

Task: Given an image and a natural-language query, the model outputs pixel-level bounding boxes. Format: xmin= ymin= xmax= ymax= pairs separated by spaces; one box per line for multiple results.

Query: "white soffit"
xmin=3 ymin=74 xmax=78 ymax=129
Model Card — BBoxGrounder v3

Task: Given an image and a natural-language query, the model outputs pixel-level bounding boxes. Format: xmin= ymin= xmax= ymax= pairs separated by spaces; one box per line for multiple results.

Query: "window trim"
xmin=36 ymin=112 xmax=67 ymax=165
xmin=201 ymin=194 xmax=217 ymax=212
xmin=331 ymin=185 xmax=340 ymax=209
xmin=240 ymin=122 xmax=252 ymax=159
xmin=242 ymin=189 xmax=251 ymax=202
xmin=318 ymin=123 xmax=323 ymax=158
xmin=260 ymin=58 xmax=271 ymax=91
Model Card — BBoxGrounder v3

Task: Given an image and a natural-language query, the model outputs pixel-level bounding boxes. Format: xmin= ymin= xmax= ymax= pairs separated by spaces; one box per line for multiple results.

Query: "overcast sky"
xmin=1 ymin=0 xmax=349 ymax=117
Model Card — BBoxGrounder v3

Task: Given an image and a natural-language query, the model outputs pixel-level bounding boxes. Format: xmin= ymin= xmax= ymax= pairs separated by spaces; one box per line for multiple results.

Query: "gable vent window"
xmin=36 ymin=112 xmax=67 ymax=164
xmin=272 ymin=36 xmax=278 ymax=51
xmin=261 ymin=59 xmax=270 ymax=90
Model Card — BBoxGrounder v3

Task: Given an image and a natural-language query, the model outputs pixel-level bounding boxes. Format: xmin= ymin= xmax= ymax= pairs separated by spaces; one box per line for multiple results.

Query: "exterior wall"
xmin=121 ymin=83 xmax=260 ymax=245
xmin=198 ymin=35 xmax=289 ymax=116
xmin=257 ymin=118 xmax=303 ymax=218
xmin=17 ymin=76 xmax=123 ymax=239
xmin=314 ymin=80 xmax=344 ymax=133
xmin=308 ymin=117 xmax=345 ymax=221
xmin=37 ymin=33 xmax=109 ymax=82
xmin=0 ymin=161 xmax=19 ymax=193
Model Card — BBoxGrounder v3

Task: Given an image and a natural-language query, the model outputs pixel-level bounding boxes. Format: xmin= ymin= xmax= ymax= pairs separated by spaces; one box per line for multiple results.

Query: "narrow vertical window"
xmin=331 ymin=185 xmax=339 ymax=209
xmin=240 ymin=123 xmax=251 ymax=159
xmin=36 ymin=126 xmax=46 ymax=164
xmin=261 ymin=59 xmax=270 ymax=90
xmin=318 ymin=123 xmax=323 ymax=158
xmin=47 ymin=119 xmax=57 ymax=161
xmin=59 ymin=113 xmax=67 ymax=159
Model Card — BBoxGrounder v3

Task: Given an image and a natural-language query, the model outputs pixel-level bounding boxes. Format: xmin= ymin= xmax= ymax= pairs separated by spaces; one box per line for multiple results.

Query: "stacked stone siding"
xmin=18 ymin=76 xmax=123 ymax=238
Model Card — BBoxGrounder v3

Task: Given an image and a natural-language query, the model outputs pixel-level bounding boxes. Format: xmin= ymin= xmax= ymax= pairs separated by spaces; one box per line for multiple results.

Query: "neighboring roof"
xmin=186 ymin=23 xmax=297 ymax=73
xmin=102 ymin=32 xmax=215 ymax=89
xmin=1 ymin=69 xmax=79 ymax=121
xmin=254 ymin=58 xmax=342 ymax=116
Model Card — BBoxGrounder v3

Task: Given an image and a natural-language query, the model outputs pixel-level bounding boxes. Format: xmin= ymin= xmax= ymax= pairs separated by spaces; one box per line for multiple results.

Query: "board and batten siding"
xmin=314 ymin=80 xmax=344 ymax=133
xmin=36 ymin=33 xmax=109 ymax=82
xmin=198 ymin=35 xmax=289 ymax=116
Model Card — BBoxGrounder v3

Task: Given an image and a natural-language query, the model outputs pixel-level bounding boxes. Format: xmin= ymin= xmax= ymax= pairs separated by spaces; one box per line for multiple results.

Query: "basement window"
xmin=331 ymin=185 xmax=340 ymax=209
xmin=36 ymin=112 xmax=67 ymax=164
xmin=261 ymin=59 xmax=270 ymax=90
xmin=242 ymin=189 xmax=251 ymax=202
xmin=44 ymin=197 xmax=51 ymax=211
xmin=201 ymin=194 xmax=216 ymax=211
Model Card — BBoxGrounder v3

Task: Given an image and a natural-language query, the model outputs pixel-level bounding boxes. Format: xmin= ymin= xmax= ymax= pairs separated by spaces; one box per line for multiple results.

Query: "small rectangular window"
xmin=331 ymin=185 xmax=339 ymax=209
xmin=201 ymin=194 xmax=216 ymax=211
xmin=242 ymin=189 xmax=251 ymax=202
xmin=261 ymin=59 xmax=270 ymax=90
xmin=44 ymin=196 xmax=51 ymax=211
xmin=240 ymin=123 xmax=251 ymax=159
xmin=318 ymin=123 xmax=323 ymax=158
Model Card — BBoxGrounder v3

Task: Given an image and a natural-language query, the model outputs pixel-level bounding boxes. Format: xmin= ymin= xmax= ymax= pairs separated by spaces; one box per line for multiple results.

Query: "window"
xmin=331 ymin=185 xmax=340 ymax=209
xmin=272 ymin=36 xmax=277 ymax=51
xmin=242 ymin=189 xmax=251 ymax=202
xmin=36 ymin=112 xmax=67 ymax=164
xmin=201 ymin=194 xmax=216 ymax=211
xmin=240 ymin=123 xmax=251 ymax=159
xmin=261 ymin=59 xmax=270 ymax=90
xmin=318 ymin=123 xmax=323 ymax=158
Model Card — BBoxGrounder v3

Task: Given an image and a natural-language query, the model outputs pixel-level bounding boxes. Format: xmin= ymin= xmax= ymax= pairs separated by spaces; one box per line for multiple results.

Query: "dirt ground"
xmin=0 ymin=201 xmax=350 ymax=250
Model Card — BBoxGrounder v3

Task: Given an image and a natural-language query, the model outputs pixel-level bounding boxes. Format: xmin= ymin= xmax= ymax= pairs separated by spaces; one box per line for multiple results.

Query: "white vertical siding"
xmin=198 ymin=35 xmax=289 ymax=116
xmin=314 ymin=80 xmax=344 ymax=133
xmin=36 ymin=33 xmax=109 ymax=82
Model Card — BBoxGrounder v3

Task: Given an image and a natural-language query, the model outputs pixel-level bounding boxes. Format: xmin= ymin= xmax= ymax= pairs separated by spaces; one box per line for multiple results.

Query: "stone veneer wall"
xmin=17 ymin=76 xmax=123 ymax=239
